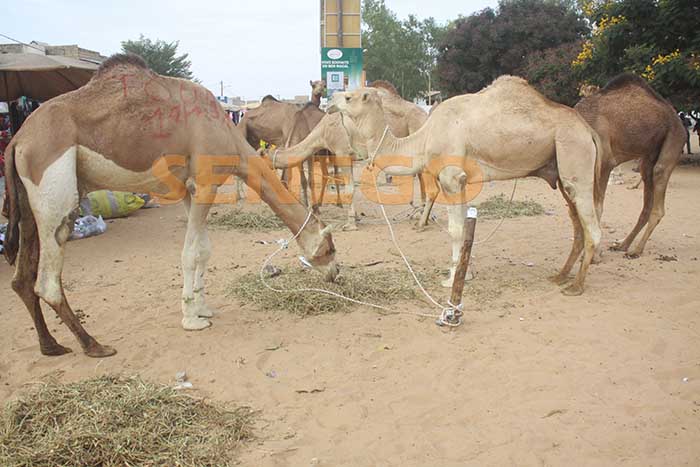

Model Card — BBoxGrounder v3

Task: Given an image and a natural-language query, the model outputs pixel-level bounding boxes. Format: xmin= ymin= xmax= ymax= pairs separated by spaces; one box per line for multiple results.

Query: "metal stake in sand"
xmin=443 ymin=207 xmax=478 ymax=326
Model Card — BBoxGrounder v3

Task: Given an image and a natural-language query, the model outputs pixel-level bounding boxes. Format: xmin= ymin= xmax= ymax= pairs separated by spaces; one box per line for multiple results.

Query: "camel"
xmin=2 ymin=54 xmax=338 ymax=358
xmin=575 ymin=73 xmax=685 ymax=258
xmin=328 ymin=77 xmax=603 ymax=295
xmin=269 ymin=81 xmax=431 ymax=228
xmin=238 ymin=80 xmax=326 ymax=206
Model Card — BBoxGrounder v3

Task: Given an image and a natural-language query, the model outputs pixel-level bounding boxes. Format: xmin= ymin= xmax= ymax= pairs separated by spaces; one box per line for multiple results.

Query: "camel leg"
xmin=11 ymin=196 xmax=72 ymax=356
xmin=345 ymin=162 xmax=358 ymax=230
xmin=611 ymin=159 xmax=654 ymax=253
xmin=625 ymin=141 xmax=682 ymax=257
xmin=441 ymin=203 xmax=473 ymax=287
xmin=181 ymin=194 xmax=214 ymax=330
xmin=592 ymin=162 xmax=614 ymax=263
xmin=299 ymin=163 xmax=310 ymax=209
xmin=417 ymin=173 xmax=439 ymax=228
xmin=24 ymin=147 xmax=115 ymax=357
xmin=555 ymin=134 xmax=602 ymax=296
xmin=549 ymin=184 xmax=584 ymax=285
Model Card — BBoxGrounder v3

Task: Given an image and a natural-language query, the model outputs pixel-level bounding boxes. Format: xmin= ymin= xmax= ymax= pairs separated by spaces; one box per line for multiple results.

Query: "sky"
xmin=4 ymin=0 xmax=498 ymax=101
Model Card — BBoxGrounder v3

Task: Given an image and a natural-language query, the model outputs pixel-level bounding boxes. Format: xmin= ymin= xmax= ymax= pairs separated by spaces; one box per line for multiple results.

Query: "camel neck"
xmin=311 ymin=94 xmax=322 ymax=108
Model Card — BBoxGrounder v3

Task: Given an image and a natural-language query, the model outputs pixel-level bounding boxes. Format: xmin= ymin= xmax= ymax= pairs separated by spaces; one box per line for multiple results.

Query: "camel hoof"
xmin=549 ymin=274 xmax=570 ymax=286
xmin=41 ymin=343 xmax=73 ymax=356
xmin=342 ymin=223 xmax=359 ymax=231
xmin=624 ymin=251 xmax=641 ymax=260
xmin=197 ymin=306 xmax=215 ymax=318
xmin=85 ymin=344 xmax=117 ymax=358
xmin=562 ymin=284 xmax=584 ymax=296
xmin=182 ymin=316 xmax=212 ymax=331
xmin=609 ymin=243 xmax=627 ymax=252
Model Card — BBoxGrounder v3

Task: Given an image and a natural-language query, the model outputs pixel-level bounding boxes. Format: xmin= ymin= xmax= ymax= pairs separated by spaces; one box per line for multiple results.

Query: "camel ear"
xmin=310 ymin=80 xmax=313 ymax=86
xmin=362 ymin=92 xmax=370 ymax=102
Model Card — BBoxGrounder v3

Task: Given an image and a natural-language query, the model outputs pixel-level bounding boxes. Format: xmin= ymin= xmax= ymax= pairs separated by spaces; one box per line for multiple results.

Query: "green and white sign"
xmin=321 ymin=47 xmax=363 ymax=97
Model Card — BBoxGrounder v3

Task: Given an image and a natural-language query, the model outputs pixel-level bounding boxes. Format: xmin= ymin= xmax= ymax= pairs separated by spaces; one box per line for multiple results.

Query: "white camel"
xmin=328 ymin=78 xmax=602 ymax=295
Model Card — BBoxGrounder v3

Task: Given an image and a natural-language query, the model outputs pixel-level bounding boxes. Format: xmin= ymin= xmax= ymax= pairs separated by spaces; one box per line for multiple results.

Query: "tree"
xmin=362 ymin=0 xmax=447 ymax=100
xmin=573 ymin=0 xmax=700 ymax=110
xmin=436 ymin=0 xmax=588 ymax=96
xmin=121 ymin=35 xmax=195 ymax=80
xmin=522 ymin=41 xmax=584 ymax=105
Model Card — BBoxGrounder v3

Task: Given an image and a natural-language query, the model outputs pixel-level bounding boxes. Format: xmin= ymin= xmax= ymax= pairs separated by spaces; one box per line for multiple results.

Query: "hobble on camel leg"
xmin=12 ymin=213 xmax=71 ymax=356
xmin=442 ymin=203 xmax=473 ymax=288
xmin=181 ymin=195 xmax=213 ymax=330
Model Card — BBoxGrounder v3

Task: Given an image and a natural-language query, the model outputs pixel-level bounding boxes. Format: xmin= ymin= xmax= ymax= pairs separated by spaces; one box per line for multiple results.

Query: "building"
xmin=0 ymin=41 xmax=107 ymax=64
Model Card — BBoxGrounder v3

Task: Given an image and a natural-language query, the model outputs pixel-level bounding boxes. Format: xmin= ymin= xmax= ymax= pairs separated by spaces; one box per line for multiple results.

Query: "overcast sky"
xmin=4 ymin=0 xmax=497 ymax=101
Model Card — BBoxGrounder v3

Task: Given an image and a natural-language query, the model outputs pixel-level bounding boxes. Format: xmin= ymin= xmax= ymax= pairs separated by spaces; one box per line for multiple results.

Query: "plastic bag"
xmin=80 ymin=190 xmax=145 ymax=219
xmin=69 ymin=215 xmax=107 ymax=241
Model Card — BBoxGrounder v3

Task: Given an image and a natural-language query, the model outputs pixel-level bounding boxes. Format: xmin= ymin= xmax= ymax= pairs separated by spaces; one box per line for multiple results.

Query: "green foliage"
xmin=121 ymin=35 xmax=195 ymax=80
xmin=522 ymin=41 xmax=584 ymax=105
xmin=362 ymin=0 xmax=447 ymax=100
xmin=574 ymin=0 xmax=700 ymax=110
xmin=437 ymin=0 xmax=588 ymax=96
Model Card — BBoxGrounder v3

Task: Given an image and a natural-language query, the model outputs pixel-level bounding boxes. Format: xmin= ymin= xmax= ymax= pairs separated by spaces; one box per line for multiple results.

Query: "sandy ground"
xmin=1 ymin=161 xmax=699 ymax=466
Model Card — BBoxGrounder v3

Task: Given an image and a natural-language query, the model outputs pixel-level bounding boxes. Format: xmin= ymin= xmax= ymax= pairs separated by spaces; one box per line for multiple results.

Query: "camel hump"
xmin=601 ymin=73 xmax=667 ymax=102
xmin=490 ymin=75 xmax=529 ymax=88
xmin=261 ymin=95 xmax=280 ymax=104
xmin=369 ymin=80 xmax=400 ymax=96
xmin=96 ymin=53 xmax=149 ymax=76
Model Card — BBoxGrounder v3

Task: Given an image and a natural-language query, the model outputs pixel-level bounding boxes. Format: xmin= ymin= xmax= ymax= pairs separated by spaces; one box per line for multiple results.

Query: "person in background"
xmin=679 ymin=112 xmax=692 ymax=154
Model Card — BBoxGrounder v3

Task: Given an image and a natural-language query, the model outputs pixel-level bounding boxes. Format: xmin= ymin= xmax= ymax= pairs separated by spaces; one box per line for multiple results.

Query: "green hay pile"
xmin=0 ymin=376 xmax=254 ymax=467
xmin=228 ymin=268 xmax=434 ymax=316
xmin=476 ymin=194 xmax=545 ymax=219
xmin=209 ymin=207 xmax=286 ymax=232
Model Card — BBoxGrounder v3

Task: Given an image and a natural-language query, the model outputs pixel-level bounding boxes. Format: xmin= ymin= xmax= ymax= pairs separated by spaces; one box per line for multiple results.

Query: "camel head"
xmin=310 ymin=80 xmax=326 ymax=98
xmin=579 ymin=83 xmax=600 ymax=98
xmin=299 ymin=220 xmax=339 ymax=282
xmin=327 ymin=88 xmax=386 ymax=144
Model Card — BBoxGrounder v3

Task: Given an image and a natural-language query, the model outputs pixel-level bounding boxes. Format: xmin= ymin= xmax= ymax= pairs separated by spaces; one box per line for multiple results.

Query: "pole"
xmin=220 ymin=81 xmax=224 ymax=98
xmin=446 ymin=208 xmax=478 ymax=325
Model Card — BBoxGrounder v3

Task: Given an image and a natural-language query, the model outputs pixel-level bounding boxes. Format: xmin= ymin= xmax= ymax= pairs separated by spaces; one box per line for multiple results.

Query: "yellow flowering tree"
xmin=573 ymin=0 xmax=700 ymax=110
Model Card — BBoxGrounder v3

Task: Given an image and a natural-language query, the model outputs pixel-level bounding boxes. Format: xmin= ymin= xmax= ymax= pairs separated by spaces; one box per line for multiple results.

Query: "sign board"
xmin=321 ymin=47 xmax=363 ymax=97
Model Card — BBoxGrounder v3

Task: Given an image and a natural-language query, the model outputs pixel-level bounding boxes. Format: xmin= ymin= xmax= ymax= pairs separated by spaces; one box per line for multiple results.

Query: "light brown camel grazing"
xmin=269 ymin=81 xmax=431 ymax=228
xmin=575 ymin=73 xmax=686 ymax=258
xmin=3 ymin=55 xmax=338 ymax=358
xmin=329 ymin=77 xmax=603 ymax=295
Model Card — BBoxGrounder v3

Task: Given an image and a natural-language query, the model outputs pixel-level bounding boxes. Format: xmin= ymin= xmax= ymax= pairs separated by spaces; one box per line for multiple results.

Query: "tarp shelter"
xmin=0 ymin=53 xmax=98 ymax=102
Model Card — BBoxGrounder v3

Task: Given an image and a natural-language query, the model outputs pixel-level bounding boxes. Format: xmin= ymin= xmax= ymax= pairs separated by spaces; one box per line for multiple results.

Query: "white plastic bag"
xmin=69 ymin=215 xmax=107 ymax=241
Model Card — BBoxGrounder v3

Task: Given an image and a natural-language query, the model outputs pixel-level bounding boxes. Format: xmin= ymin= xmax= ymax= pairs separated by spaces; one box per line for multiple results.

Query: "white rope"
xmin=256 ymin=124 xmax=464 ymax=327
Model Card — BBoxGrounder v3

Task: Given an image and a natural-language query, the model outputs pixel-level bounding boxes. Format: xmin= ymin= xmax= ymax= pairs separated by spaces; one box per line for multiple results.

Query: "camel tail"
xmin=3 ymin=141 xmax=21 ymax=265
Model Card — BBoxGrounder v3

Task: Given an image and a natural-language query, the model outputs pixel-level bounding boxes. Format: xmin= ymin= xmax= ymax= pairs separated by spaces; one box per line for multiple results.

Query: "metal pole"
xmin=447 ymin=208 xmax=478 ymax=324
xmin=337 ymin=0 xmax=343 ymax=47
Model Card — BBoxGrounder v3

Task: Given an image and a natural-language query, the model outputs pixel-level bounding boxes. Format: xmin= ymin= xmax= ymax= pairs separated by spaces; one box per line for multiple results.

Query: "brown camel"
xmin=2 ymin=55 xmax=338 ymax=358
xmin=238 ymin=80 xmax=326 ymax=206
xmin=269 ymin=82 xmax=431 ymax=227
xmin=329 ymin=77 xmax=603 ymax=295
xmin=575 ymin=73 xmax=686 ymax=258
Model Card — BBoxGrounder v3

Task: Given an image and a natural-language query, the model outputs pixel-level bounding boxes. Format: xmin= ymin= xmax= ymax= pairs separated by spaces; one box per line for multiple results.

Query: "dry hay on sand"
xmin=0 ymin=376 xmax=254 ymax=467
xmin=209 ymin=206 xmax=286 ymax=231
xmin=475 ymin=194 xmax=544 ymax=219
xmin=228 ymin=268 xmax=437 ymax=316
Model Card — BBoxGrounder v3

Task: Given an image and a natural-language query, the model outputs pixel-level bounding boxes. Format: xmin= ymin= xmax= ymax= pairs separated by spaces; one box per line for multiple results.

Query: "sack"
xmin=80 ymin=190 xmax=145 ymax=219
xmin=69 ymin=215 xmax=107 ymax=241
